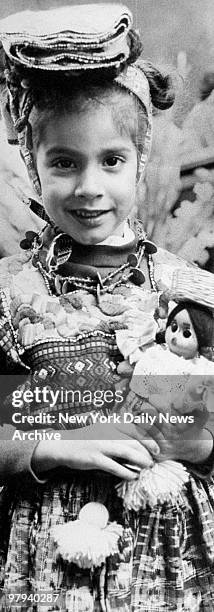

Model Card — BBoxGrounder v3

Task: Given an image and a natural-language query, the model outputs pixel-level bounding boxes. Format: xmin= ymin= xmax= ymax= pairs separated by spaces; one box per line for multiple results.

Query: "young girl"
xmin=0 ymin=4 xmax=214 ymax=612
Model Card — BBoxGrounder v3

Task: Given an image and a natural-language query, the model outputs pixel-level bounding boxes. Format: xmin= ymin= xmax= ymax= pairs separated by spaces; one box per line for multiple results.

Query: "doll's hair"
xmin=166 ymin=301 xmax=214 ymax=350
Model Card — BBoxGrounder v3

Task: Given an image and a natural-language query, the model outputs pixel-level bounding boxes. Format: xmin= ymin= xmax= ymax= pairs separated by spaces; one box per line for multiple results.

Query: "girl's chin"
xmin=57 ymin=217 xmax=119 ymax=244
xmin=57 ymin=227 xmax=110 ymax=245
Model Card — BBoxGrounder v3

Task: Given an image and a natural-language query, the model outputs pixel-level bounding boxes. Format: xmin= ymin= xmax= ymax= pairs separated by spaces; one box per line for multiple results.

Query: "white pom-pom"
xmin=79 ymin=501 xmax=109 ymax=528
xmin=52 ymin=502 xmax=123 ymax=569
xmin=116 ymin=461 xmax=189 ymax=510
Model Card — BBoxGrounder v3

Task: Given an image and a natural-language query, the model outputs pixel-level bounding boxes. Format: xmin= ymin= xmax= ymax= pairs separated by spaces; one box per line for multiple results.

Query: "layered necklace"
xmin=21 ymin=222 xmax=158 ymax=303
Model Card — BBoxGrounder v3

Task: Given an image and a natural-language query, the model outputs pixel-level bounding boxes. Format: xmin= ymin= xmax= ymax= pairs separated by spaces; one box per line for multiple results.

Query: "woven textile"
xmin=0 ymin=232 xmax=214 ymax=610
xmin=0 ymin=4 xmax=133 ymax=71
xmin=1 ymin=474 xmax=214 ymax=611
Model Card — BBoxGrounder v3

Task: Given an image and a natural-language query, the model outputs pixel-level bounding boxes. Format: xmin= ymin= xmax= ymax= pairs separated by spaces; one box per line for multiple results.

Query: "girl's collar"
xmin=21 ymin=219 xmax=158 ymax=297
xmin=96 ymin=220 xmax=134 ymax=246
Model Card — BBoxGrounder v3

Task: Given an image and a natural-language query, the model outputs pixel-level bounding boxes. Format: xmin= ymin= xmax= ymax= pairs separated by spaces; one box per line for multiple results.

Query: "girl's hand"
xmin=117 ymin=359 xmax=134 ymax=377
xmin=136 ymin=396 xmax=212 ymax=465
xmin=32 ymin=423 xmax=160 ymax=480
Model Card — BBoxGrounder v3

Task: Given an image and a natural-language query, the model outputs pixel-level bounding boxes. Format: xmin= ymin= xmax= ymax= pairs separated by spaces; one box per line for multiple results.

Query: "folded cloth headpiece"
xmin=115 ymin=63 xmax=152 ymax=177
xmin=0 ymin=4 xmax=134 ymax=71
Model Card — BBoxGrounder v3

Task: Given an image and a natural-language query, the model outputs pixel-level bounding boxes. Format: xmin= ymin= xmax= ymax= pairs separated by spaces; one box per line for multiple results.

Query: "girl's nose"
xmin=74 ymin=167 xmax=103 ymax=199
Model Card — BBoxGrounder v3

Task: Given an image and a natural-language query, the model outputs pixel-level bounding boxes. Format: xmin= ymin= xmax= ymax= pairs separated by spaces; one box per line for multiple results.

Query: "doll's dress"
xmin=130 ymin=343 xmax=214 ymax=406
xmin=0 ymin=225 xmax=214 ymax=612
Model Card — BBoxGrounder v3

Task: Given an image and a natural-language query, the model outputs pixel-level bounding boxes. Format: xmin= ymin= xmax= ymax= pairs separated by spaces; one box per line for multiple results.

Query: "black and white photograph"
xmin=0 ymin=1 xmax=214 ymax=610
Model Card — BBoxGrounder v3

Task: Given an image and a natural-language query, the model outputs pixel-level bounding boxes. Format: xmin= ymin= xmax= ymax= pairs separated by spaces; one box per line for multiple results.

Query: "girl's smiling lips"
xmin=68 ymin=208 xmax=111 ymax=226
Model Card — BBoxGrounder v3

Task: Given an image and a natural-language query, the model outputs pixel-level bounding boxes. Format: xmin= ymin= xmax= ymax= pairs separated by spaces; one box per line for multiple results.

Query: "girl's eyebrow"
xmin=46 ymin=146 xmax=78 ymax=157
xmin=101 ymin=146 xmax=132 ymax=155
xmin=45 ymin=145 xmax=133 ymax=157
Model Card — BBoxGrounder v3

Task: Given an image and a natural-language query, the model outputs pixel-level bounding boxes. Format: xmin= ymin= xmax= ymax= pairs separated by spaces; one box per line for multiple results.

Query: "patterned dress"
xmin=0 ymin=223 xmax=214 ymax=612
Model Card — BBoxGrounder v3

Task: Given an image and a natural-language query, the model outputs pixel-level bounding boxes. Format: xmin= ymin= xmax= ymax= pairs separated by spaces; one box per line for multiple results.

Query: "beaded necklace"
xmin=21 ymin=223 xmax=158 ymax=300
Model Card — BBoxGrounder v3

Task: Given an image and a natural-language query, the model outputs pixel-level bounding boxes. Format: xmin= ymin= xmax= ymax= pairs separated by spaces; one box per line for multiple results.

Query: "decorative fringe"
xmin=52 ymin=502 xmax=123 ymax=569
xmin=116 ymin=460 xmax=189 ymax=510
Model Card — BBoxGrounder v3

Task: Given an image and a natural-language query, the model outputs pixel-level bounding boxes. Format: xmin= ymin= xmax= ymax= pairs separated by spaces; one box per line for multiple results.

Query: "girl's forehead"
xmin=37 ymin=102 xmax=137 ymax=150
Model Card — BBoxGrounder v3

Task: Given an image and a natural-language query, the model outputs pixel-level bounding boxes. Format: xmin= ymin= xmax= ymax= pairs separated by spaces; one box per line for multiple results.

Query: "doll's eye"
xmin=183 ymin=329 xmax=191 ymax=338
xmin=171 ymin=321 xmax=178 ymax=332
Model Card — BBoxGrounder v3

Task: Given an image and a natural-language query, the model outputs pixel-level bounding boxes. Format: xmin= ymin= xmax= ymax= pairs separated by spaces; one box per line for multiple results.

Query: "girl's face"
xmin=35 ymin=104 xmax=138 ymax=244
xmin=165 ymin=309 xmax=198 ymax=359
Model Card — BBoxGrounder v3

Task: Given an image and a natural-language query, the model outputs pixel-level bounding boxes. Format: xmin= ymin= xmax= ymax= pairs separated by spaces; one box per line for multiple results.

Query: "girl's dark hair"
xmin=1 ymin=51 xmax=175 ymax=160
xmin=136 ymin=60 xmax=175 ymax=110
xmin=3 ymin=46 xmax=175 ymax=121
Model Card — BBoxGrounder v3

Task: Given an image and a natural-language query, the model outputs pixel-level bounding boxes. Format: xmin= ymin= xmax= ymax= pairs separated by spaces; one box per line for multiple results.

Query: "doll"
xmin=129 ymin=300 xmax=214 ymax=396
xmin=116 ymin=301 xmax=214 ymax=509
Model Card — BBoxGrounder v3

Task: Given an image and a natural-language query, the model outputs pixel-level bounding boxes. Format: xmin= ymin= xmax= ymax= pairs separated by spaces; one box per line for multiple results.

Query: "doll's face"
xmin=165 ymin=309 xmax=198 ymax=359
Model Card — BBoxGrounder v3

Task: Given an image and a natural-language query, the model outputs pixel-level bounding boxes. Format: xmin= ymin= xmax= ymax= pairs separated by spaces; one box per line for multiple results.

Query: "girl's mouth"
xmin=71 ymin=210 xmax=108 ymax=219
xmin=69 ymin=209 xmax=110 ymax=227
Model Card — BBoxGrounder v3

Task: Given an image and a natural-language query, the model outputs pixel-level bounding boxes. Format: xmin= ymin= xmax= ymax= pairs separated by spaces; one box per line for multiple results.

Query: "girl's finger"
xmin=105 ymin=441 xmax=154 ymax=469
xmin=137 ymin=437 xmax=160 ymax=456
xmin=126 ymin=420 xmax=164 ymax=448
xmin=94 ymin=454 xmax=140 ymax=480
xmin=124 ymin=425 xmax=161 ymax=455
xmin=114 ymin=415 xmax=156 ymax=438
xmin=114 ymin=418 xmax=161 ymax=456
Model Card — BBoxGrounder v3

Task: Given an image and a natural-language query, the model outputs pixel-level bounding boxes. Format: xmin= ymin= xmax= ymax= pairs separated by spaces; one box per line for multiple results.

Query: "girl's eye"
xmin=53 ymin=159 xmax=75 ymax=170
xmin=104 ymin=156 xmax=123 ymax=168
xmin=183 ymin=329 xmax=191 ymax=338
xmin=171 ymin=321 xmax=178 ymax=333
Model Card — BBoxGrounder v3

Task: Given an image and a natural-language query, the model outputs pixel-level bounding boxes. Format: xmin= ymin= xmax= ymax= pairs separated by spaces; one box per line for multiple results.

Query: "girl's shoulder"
xmin=0 ymin=251 xmax=45 ymax=295
xmin=0 ymin=251 xmax=31 ymax=286
xmin=134 ymin=219 xmax=193 ymax=273
xmin=153 ymin=245 xmax=192 ymax=270
xmin=153 ymin=246 xmax=214 ymax=310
